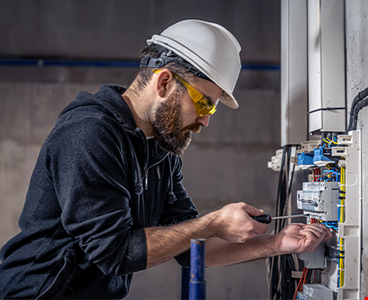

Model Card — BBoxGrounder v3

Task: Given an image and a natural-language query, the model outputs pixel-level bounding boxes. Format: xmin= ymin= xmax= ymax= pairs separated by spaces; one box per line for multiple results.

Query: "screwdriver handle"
xmin=250 ymin=214 xmax=272 ymax=224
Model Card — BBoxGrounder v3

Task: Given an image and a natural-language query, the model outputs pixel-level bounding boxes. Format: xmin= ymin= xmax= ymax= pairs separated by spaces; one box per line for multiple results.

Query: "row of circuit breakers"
xmin=268 ymin=131 xmax=361 ymax=300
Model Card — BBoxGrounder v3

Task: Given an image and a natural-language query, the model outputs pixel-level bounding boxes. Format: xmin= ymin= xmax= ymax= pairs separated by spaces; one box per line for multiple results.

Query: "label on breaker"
xmin=302 ymin=182 xmax=327 ymax=191
xmin=297 ymin=190 xmax=321 ymax=201
xmin=297 ymin=191 xmax=324 ymax=211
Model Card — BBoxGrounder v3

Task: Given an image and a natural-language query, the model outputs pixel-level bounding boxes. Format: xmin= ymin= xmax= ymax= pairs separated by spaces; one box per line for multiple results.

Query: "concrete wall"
xmin=345 ymin=1 xmax=368 ymax=299
xmin=0 ymin=1 xmax=281 ymax=299
xmin=0 ymin=0 xmax=280 ymax=63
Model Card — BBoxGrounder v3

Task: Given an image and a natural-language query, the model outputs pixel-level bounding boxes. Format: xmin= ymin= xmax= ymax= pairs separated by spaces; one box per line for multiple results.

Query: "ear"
xmin=155 ymin=69 xmax=176 ymax=99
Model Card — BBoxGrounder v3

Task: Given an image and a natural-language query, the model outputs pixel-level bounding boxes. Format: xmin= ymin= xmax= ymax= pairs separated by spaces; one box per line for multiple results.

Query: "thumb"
xmin=243 ymin=204 xmax=264 ymax=217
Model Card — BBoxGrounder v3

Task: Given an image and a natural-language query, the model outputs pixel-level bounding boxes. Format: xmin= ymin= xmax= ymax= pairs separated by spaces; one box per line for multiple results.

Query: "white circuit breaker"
xmin=297 ymin=182 xmax=339 ymax=221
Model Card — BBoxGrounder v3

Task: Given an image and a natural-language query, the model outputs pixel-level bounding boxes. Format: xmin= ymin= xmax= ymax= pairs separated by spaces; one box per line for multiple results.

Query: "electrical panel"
xmin=267 ymin=130 xmax=361 ymax=300
xmin=298 ymin=131 xmax=361 ymax=300
xmin=274 ymin=1 xmax=365 ymax=299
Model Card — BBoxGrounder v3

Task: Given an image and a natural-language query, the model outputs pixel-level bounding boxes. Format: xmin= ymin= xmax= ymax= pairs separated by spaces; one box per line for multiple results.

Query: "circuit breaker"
xmin=297 ymin=182 xmax=339 ymax=221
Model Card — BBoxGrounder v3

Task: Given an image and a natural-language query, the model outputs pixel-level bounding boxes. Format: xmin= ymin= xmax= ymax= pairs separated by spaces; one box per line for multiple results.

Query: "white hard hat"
xmin=146 ymin=19 xmax=242 ymax=109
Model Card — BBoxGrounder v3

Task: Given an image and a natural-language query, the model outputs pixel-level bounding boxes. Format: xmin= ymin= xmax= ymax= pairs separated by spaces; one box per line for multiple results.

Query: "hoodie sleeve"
xmin=47 ymin=113 xmax=146 ymax=276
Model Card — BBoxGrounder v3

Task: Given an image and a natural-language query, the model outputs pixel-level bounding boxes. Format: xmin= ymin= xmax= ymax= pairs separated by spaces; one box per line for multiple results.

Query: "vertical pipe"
xmin=181 ymin=267 xmax=190 ymax=300
xmin=189 ymin=239 xmax=206 ymax=300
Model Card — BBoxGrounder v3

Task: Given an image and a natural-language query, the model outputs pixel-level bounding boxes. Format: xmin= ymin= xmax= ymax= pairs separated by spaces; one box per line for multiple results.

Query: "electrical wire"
xmin=338 ymin=167 xmax=346 ymax=287
xmin=267 ymin=145 xmax=299 ymax=300
xmin=293 ymin=267 xmax=308 ymax=300
xmin=347 ymin=87 xmax=368 ymax=131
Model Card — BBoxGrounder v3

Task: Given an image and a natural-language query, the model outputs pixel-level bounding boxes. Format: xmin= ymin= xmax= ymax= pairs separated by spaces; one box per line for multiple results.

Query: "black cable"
xmin=268 ymin=145 xmax=300 ymax=300
xmin=348 ymin=98 xmax=368 ymax=131
xmin=347 ymin=87 xmax=368 ymax=131
xmin=305 ymin=268 xmax=312 ymax=284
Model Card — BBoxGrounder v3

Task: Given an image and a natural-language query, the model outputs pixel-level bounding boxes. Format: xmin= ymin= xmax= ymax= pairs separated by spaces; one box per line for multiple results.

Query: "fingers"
xmin=214 ymin=202 xmax=268 ymax=243
xmin=239 ymin=203 xmax=268 ymax=234
xmin=303 ymin=224 xmax=332 ymax=238
xmin=299 ymin=224 xmax=331 ymax=245
xmin=301 ymin=224 xmax=327 ymax=235
xmin=320 ymin=225 xmax=333 ymax=241
xmin=241 ymin=202 xmax=264 ymax=217
xmin=253 ymin=222 xmax=269 ymax=235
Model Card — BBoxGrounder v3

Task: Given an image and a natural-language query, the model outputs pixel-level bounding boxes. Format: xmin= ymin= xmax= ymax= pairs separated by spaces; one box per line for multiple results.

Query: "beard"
xmin=151 ymin=87 xmax=201 ymax=156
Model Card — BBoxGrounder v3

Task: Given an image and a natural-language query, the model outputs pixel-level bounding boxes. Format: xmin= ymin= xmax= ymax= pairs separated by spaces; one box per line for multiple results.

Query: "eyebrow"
xmin=203 ymin=93 xmax=214 ymax=103
xmin=183 ymin=75 xmax=217 ymax=105
xmin=193 ymin=83 xmax=220 ymax=105
xmin=196 ymin=87 xmax=216 ymax=105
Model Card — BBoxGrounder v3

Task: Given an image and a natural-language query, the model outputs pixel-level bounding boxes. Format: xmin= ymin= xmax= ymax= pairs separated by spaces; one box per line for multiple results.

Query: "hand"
xmin=211 ymin=202 xmax=268 ymax=243
xmin=275 ymin=223 xmax=332 ymax=255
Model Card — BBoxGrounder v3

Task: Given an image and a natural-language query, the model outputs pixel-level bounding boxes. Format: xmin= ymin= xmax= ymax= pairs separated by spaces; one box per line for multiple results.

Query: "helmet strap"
xmin=140 ymin=44 xmax=214 ymax=84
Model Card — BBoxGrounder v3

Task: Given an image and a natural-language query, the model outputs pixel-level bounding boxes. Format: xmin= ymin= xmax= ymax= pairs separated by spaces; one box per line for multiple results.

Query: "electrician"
xmin=0 ymin=20 xmax=332 ymax=299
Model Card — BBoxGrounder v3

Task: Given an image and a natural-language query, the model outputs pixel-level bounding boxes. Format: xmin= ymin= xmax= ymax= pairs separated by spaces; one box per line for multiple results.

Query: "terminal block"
xmin=267 ymin=149 xmax=283 ymax=171
xmin=297 ymin=284 xmax=336 ymax=300
xmin=297 ymin=182 xmax=339 ymax=221
xmin=298 ymin=243 xmax=325 ymax=269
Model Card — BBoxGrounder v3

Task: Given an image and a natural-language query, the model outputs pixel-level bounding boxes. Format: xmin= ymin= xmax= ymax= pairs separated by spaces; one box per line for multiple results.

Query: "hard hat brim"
xmin=219 ymin=92 xmax=239 ymax=109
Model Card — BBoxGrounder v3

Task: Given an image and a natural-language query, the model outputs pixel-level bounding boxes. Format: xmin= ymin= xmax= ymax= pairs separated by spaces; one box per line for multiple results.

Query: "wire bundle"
xmin=267 ymin=146 xmax=299 ymax=300
xmin=347 ymin=87 xmax=368 ymax=132
xmin=293 ymin=267 xmax=312 ymax=300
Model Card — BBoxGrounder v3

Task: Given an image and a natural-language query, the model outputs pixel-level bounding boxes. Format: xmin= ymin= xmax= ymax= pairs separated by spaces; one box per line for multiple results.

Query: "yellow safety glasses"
xmin=153 ymin=69 xmax=217 ymax=117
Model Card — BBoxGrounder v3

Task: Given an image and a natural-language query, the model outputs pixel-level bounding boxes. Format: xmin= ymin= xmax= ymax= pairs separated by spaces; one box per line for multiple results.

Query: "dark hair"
xmin=129 ymin=44 xmax=197 ymax=95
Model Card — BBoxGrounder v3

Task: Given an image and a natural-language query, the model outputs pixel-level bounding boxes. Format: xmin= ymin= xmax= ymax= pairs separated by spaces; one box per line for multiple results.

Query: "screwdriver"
xmin=250 ymin=214 xmax=308 ymax=224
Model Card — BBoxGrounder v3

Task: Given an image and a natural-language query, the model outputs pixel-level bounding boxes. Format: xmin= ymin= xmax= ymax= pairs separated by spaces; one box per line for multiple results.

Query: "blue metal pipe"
xmin=0 ymin=58 xmax=280 ymax=71
xmin=0 ymin=59 xmax=140 ymax=68
xmin=189 ymin=239 xmax=206 ymax=300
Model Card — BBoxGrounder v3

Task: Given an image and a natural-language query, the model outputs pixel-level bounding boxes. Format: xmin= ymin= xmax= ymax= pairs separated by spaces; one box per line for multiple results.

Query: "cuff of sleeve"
xmin=116 ymin=228 xmax=147 ymax=275
xmin=174 ymin=249 xmax=191 ymax=268
xmin=128 ymin=228 xmax=147 ymax=272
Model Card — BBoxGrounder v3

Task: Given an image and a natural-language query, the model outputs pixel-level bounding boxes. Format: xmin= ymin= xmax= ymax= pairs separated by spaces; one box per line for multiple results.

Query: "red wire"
xmin=293 ymin=267 xmax=307 ymax=300
xmin=313 ymin=168 xmax=320 ymax=182
xmin=303 ymin=269 xmax=308 ymax=284
xmin=300 ymin=268 xmax=308 ymax=292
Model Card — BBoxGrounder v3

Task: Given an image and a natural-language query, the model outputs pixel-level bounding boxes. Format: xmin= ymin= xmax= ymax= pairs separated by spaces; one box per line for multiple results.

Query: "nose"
xmin=197 ymin=115 xmax=211 ymax=128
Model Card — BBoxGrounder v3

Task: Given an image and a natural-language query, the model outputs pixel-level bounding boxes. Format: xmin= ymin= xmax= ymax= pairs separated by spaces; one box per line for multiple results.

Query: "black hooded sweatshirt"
xmin=0 ymin=85 xmax=198 ymax=299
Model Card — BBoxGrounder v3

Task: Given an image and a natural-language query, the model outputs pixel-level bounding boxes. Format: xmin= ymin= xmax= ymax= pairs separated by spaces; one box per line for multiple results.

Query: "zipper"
xmin=143 ymin=154 xmax=168 ymax=191
xmin=156 ymin=166 xmax=161 ymax=179
xmin=144 ymin=170 xmax=148 ymax=190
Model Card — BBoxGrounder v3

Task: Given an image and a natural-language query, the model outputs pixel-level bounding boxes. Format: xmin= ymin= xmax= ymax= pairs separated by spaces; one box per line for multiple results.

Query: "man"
xmin=0 ymin=20 xmax=331 ymax=299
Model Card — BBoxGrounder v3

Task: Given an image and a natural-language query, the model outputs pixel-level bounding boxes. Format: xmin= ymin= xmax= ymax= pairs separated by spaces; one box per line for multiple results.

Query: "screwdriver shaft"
xmin=272 ymin=214 xmax=307 ymax=220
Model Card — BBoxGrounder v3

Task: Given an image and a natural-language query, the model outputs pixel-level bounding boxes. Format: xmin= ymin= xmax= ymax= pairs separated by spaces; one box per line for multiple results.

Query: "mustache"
xmin=182 ymin=123 xmax=201 ymax=134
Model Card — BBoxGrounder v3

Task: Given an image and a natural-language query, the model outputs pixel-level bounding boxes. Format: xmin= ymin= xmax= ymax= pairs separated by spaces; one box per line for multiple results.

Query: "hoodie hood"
xmin=59 ymin=85 xmax=138 ymax=135
xmin=59 ymin=85 xmax=173 ymax=198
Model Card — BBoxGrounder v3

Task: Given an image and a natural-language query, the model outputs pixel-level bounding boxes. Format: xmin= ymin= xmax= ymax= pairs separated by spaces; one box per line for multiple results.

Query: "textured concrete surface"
xmin=126 ymin=258 xmax=269 ymax=300
xmin=0 ymin=0 xmax=280 ymax=63
xmin=345 ymin=1 xmax=368 ymax=298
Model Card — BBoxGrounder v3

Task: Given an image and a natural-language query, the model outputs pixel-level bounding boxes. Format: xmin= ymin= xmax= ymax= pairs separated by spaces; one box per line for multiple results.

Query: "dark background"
xmin=0 ymin=1 xmax=282 ymax=299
